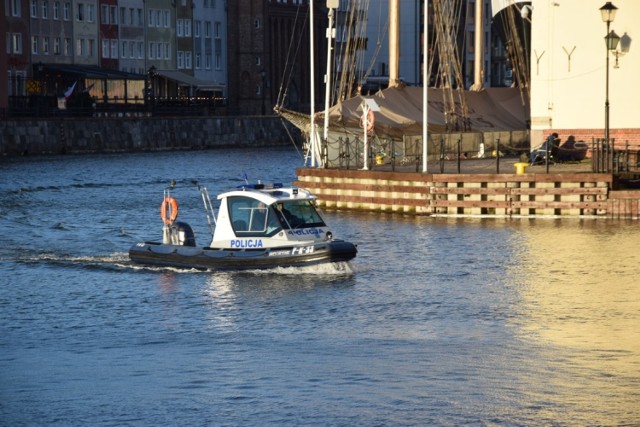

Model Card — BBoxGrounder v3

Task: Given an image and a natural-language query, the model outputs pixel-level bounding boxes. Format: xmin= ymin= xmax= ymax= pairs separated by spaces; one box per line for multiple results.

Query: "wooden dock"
xmin=295 ymin=161 xmax=640 ymax=219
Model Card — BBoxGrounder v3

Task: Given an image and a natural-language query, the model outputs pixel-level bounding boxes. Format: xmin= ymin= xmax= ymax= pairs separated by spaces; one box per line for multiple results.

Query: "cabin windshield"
xmin=227 ymin=196 xmax=282 ymax=237
xmin=273 ymin=199 xmax=325 ymax=229
xmin=227 ymin=196 xmax=326 ymax=236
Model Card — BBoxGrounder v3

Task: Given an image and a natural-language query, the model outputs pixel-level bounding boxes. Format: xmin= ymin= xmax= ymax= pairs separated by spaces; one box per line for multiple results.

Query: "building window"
xmin=120 ymin=6 xmax=125 ymax=25
xmin=11 ymin=0 xmax=22 ymax=17
xmin=76 ymin=38 xmax=83 ymax=56
xmin=185 ymin=20 xmax=191 ymax=37
xmin=148 ymin=42 xmax=154 ymax=59
xmin=215 ymin=53 xmax=221 ymax=70
xmin=185 ymin=52 xmax=192 ymax=69
xmin=102 ymin=39 xmax=109 ymax=58
xmin=205 ymin=53 xmax=211 ymax=70
xmin=31 ymin=36 xmax=38 ymax=54
xmin=54 ymin=37 xmax=60 ymax=55
xmin=194 ymin=21 xmax=201 ymax=38
xmin=162 ymin=10 xmax=169 ymax=28
xmin=11 ymin=33 xmax=23 ymax=54
xmin=214 ymin=22 xmax=221 ymax=38
xmin=42 ymin=36 xmax=49 ymax=54
xmin=77 ymin=3 xmax=83 ymax=21
xmin=137 ymin=41 xmax=143 ymax=59
xmin=30 ymin=0 xmax=37 ymax=17
xmin=109 ymin=5 xmax=116 ymax=24
xmin=64 ymin=37 xmax=71 ymax=55
xmin=195 ymin=53 xmax=201 ymax=69
xmin=205 ymin=21 xmax=211 ymax=38
xmin=177 ymin=51 xmax=184 ymax=69
xmin=120 ymin=41 xmax=126 ymax=58
xmin=137 ymin=8 xmax=143 ymax=26
xmin=87 ymin=4 xmax=94 ymax=22
xmin=129 ymin=41 xmax=134 ymax=58
xmin=53 ymin=1 xmax=59 ymax=19
xmin=42 ymin=0 xmax=48 ymax=19
xmin=101 ymin=4 xmax=108 ymax=23
xmin=63 ymin=1 xmax=69 ymax=20
xmin=164 ymin=43 xmax=170 ymax=60
xmin=177 ymin=19 xmax=184 ymax=37
xmin=112 ymin=40 xmax=119 ymax=58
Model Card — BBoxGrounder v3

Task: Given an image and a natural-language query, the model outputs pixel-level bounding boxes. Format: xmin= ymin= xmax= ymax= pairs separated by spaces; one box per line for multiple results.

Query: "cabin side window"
xmin=227 ymin=196 xmax=281 ymax=237
xmin=274 ymin=200 xmax=326 ymax=229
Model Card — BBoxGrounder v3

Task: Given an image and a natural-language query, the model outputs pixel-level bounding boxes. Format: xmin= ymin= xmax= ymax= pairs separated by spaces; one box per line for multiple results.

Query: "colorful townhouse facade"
xmin=1 ymin=0 xmax=227 ymax=114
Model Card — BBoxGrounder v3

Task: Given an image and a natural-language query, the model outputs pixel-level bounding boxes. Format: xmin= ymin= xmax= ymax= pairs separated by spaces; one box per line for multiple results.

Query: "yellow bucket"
xmin=375 ymin=154 xmax=385 ymax=165
xmin=514 ymin=162 xmax=528 ymax=174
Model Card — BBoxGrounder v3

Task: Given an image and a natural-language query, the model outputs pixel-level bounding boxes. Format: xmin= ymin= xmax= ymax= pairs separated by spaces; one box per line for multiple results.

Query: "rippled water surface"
xmin=1 ymin=148 xmax=639 ymax=426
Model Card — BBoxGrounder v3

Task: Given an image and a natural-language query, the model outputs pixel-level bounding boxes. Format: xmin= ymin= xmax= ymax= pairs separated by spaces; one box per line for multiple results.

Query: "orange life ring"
xmin=160 ymin=197 xmax=179 ymax=225
xmin=361 ymin=110 xmax=374 ymax=132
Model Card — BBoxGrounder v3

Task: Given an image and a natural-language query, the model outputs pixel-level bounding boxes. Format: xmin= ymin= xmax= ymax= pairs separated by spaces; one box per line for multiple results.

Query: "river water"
xmin=1 ymin=148 xmax=639 ymax=426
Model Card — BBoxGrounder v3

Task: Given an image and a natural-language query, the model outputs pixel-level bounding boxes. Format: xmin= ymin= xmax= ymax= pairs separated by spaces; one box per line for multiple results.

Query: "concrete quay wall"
xmin=0 ymin=116 xmax=293 ymax=156
xmin=295 ymin=168 xmax=640 ymax=220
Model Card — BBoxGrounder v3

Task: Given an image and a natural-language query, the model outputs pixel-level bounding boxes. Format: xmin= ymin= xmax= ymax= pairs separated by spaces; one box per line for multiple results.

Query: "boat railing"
xmin=197 ymin=184 xmax=217 ymax=237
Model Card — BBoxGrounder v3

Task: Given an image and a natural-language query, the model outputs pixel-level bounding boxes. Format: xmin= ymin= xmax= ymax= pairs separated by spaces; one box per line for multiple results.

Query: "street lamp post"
xmin=600 ymin=2 xmax=620 ymax=150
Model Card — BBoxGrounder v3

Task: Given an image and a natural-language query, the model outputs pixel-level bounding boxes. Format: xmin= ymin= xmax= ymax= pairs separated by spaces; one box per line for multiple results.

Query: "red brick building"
xmin=227 ymin=0 xmax=329 ymax=115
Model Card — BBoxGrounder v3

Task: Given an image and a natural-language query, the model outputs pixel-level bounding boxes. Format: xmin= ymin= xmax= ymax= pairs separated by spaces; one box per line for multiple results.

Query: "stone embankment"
xmin=0 ymin=116 xmax=295 ymax=156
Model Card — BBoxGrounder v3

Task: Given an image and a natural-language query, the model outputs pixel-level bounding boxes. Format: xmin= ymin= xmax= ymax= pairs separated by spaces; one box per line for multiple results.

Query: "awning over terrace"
xmin=35 ymin=63 xmax=144 ymax=80
xmin=155 ymin=70 xmax=223 ymax=91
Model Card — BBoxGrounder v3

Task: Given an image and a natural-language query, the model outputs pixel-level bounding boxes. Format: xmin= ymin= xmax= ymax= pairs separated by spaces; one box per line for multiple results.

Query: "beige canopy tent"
xmin=315 ymin=85 xmax=529 ymax=138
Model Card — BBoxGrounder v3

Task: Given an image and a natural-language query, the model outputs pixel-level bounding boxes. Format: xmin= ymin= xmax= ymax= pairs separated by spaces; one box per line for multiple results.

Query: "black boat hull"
xmin=129 ymin=240 xmax=357 ymax=271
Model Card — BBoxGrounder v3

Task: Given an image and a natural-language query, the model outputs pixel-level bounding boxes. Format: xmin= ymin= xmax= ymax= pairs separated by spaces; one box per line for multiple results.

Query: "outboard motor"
xmin=171 ymin=221 xmax=196 ymax=246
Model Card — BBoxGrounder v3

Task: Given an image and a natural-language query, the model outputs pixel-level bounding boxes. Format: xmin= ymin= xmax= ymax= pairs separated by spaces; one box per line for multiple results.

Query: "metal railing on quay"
xmin=4 ymin=96 xmax=230 ymax=119
xmin=320 ymin=133 xmax=534 ymax=174
xmin=592 ymin=138 xmax=640 ymax=174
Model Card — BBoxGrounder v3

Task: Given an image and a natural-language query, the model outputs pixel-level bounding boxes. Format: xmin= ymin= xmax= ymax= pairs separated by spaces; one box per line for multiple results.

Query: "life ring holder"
xmin=160 ymin=197 xmax=179 ymax=225
xmin=360 ymin=109 xmax=374 ymax=132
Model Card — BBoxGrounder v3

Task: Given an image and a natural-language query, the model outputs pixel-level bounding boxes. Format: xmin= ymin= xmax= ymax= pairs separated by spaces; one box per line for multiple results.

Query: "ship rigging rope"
xmin=359 ymin=0 xmax=387 ymax=94
xmin=500 ymin=3 xmax=530 ymax=105
xmin=433 ymin=0 xmax=469 ymax=131
xmin=275 ymin=4 xmax=307 ymax=109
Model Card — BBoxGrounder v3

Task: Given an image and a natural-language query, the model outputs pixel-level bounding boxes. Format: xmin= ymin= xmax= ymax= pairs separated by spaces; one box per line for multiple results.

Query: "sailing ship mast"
xmin=309 ymin=0 xmax=317 ymax=167
xmin=388 ymin=0 xmax=400 ymax=88
xmin=470 ymin=0 xmax=484 ymax=91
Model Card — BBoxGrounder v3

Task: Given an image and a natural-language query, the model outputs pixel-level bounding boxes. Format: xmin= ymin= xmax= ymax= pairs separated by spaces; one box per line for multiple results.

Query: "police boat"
xmin=129 ymin=180 xmax=357 ymax=270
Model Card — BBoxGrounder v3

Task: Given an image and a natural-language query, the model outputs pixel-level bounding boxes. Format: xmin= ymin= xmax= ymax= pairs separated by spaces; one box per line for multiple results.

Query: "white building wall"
xmin=529 ymin=0 xmax=639 ymax=144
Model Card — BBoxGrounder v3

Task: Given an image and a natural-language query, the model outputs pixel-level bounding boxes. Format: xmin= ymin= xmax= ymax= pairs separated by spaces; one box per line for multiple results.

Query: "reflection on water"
xmin=506 ymin=220 xmax=640 ymax=424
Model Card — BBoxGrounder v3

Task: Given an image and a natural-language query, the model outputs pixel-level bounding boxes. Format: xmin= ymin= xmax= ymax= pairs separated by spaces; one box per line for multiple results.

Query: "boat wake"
xmin=246 ymin=262 xmax=356 ymax=276
xmin=1 ymin=251 xmax=135 ymax=272
xmin=3 ymin=251 xmax=355 ymax=275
